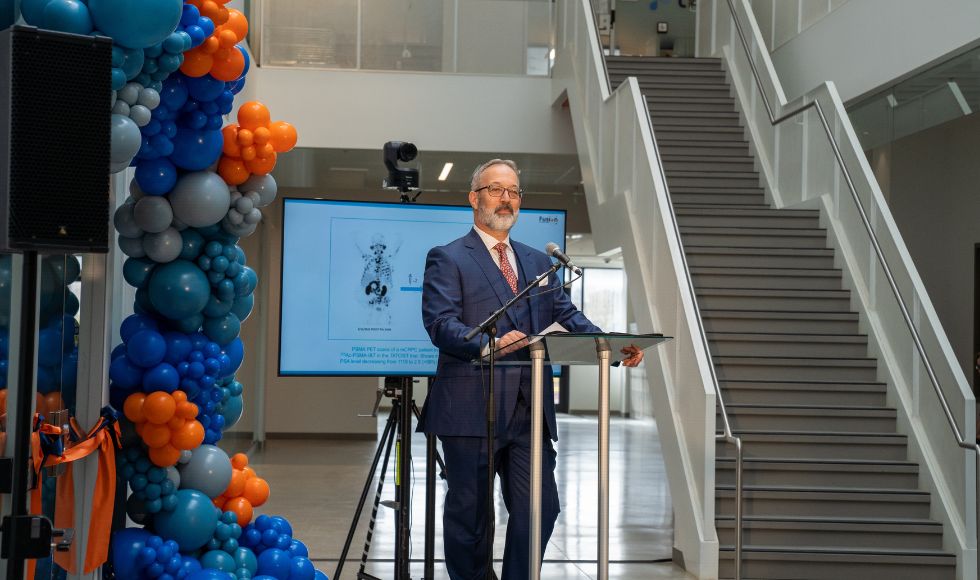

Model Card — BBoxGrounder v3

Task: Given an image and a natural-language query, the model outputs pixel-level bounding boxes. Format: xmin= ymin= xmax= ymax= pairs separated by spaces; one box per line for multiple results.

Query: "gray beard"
xmin=477 ymin=200 xmax=519 ymax=232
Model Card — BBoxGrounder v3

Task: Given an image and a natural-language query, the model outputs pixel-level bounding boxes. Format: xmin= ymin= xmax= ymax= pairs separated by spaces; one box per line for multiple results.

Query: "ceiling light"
xmin=438 ymin=163 xmax=453 ymax=181
xmin=549 ymin=49 xmax=555 ymax=60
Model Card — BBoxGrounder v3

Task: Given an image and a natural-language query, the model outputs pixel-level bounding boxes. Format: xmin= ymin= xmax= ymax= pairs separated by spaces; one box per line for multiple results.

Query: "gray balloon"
xmin=244 ymin=191 xmax=260 ymax=205
xmin=110 ymin=89 xmax=117 ymax=109
xmin=117 ymin=234 xmax=146 ymax=258
xmin=110 ymin=114 xmax=141 ymax=164
xmin=129 ymin=179 xmax=148 ymax=202
xmin=241 ymin=174 xmax=277 ymax=207
xmin=178 ymin=450 xmax=192 ymax=464
xmin=137 ymin=88 xmax=160 ymax=109
xmin=222 ymin=217 xmax=257 ymax=238
xmin=228 ymin=190 xmax=242 ymax=206
xmin=243 ymin=208 xmax=262 ymax=224
xmin=234 ymin=197 xmax=253 ymax=214
xmin=169 ymin=171 xmax=232 ymax=228
xmin=171 ymin=215 xmax=189 ymax=231
xmin=110 ymin=160 xmax=131 ymax=174
xmin=226 ymin=209 xmax=244 ymax=225
xmin=118 ymin=83 xmax=140 ymax=106
xmin=176 ymin=444 xmax=232 ymax=499
xmin=143 ymin=227 xmax=182 ymax=263
xmin=113 ymin=202 xmax=144 ymax=238
xmin=111 ymin=100 xmax=130 ymax=117
xmin=166 ymin=465 xmax=181 ymax=488
xmin=134 ymin=196 xmax=174 ymax=233
xmin=128 ymin=105 xmax=152 ymax=127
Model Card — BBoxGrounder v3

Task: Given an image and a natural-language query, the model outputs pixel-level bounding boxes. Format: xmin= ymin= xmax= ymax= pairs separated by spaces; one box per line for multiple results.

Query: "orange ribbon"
xmin=27 ymin=410 xmax=121 ymax=576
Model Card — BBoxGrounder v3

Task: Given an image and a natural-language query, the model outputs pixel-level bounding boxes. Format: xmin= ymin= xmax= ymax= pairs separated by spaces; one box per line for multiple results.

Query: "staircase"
xmin=606 ymin=55 xmax=958 ymax=580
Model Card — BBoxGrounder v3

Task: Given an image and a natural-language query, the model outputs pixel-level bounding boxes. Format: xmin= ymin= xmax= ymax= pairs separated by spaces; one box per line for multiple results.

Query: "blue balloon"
xmin=160 ymin=75 xmax=188 ymax=111
xmin=289 ymin=557 xmax=315 ymax=580
xmin=21 ymin=0 xmax=53 ymax=25
xmin=121 ymin=313 xmax=159 ymax=343
xmin=155 ymin=489 xmax=218 ymax=551
xmin=185 ymin=74 xmax=225 ymax=102
xmin=218 ymin=338 xmax=243 ymax=379
xmin=143 ymin=362 xmax=179 ymax=393
xmin=111 ymin=343 xmax=128 ymax=361
xmin=149 ymin=259 xmax=211 ymax=320
xmin=233 ymin=547 xmax=258 ymax=575
xmin=135 ymin=157 xmax=178 ymax=195
xmin=120 ymin=46 xmax=145 ymax=81
xmin=286 ymin=540 xmax=308 ymax=559
xmin=113 ymin=528 xmax=154 ymax=580
xmin=200 ymin=550 xmax=236 ymax=573
xmin=37 ymin=328 xmax=62 ymax=367
xmin=109 ymin=354 xmax=144 ymax=389
xmin=256 ymin=549 xmax=291 ymax=580
xmin=185 ymin=569 xmax=230 ymax=580
xmin=188 ymin=332 xmax=209 ymax=352
xmin=181 ymin=556 xmax=203 ymax=577
xmin=162 ymin=331 xmax=193 ymax=366
xmin=88 ymin=0 xmax=182 ymax=49
xmin=237 ymin=45 xmax=249 ymax=80
xmin=270 ymin=517 xmax=292 ymax=538
xmin=202 ymin=294 xmax=233 ymax=318
xmin=124 ymin=257 xmax=157 ymax=289
xmin=135 ymin=288 xmax=159 ymax=317
xmin=314 ymin=570 xmax=329 ymax=580
xmin=127 ymin=330 xmax=167 ymax=368
xmin=180 ymin=3 xmax=199 ymax=26
xmin=173 ymin=313 xmax=204 ymax=334
xmin=42 ymin=0 xmax=94 ymax=35
xmin=179 ymin=228 xmax=206 ymax=260
xmin=168 ymin=127 xmax=223 ymax=171
xmin=202 ymin=312 xmax=240 ymax=346
xmin=60 ymin=355 xmax=78 ymax=391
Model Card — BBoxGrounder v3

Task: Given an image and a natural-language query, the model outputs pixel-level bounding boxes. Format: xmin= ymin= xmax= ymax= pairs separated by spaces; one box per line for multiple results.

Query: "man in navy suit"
xmin=418 ymin=159 xmax=643 ymax=580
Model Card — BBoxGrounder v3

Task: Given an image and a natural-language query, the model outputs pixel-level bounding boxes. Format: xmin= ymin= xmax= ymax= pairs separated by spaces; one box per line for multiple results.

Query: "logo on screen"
xmin=538 ymin=216 xmax=559 ymax=224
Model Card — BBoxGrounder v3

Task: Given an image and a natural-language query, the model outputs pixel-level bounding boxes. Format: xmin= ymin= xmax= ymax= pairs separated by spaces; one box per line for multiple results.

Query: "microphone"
xmin=545 ymin=242 xmax=582 ymax=275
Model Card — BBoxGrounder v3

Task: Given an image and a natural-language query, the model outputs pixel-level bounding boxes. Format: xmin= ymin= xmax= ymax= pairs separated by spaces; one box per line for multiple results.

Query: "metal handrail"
xmin=584 ymin=2 xmax=746 ymax=577
xmin=722 ymin=0 xmax=980 ymax=543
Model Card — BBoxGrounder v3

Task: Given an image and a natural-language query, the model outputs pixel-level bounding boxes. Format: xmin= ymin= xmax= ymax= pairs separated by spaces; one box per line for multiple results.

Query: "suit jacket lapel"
xmin=464 ymin=229 xmax=520 ymax=329
xmin=513 ymin=241 xmax=540 ymax=335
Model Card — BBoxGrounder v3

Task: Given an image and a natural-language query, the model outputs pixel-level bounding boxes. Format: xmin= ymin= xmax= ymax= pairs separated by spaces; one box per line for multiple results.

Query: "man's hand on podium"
xmin=620 ymin=344 xmax=644 ymax=367
xmin=497 ymin=330 xmax=529 ymax=355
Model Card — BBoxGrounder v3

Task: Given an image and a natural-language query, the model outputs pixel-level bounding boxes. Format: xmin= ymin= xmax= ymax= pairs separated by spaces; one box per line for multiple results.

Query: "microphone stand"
xmin=463 ymin=260 xmax=561 ymax=580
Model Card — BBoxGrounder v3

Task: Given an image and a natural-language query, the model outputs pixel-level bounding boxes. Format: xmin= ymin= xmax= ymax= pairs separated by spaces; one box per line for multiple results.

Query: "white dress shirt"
xmin=472 ymin=226 xmax=517 ymax=276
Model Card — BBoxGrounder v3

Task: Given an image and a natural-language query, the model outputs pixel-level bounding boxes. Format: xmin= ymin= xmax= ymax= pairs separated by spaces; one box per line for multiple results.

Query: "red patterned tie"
xmin=493 ymin=242 xmax=518 ymax=294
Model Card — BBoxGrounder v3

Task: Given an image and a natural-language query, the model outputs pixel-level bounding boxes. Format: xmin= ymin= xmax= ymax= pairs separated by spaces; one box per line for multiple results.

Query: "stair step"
xmin=684 ymin=247 xmax=835 ymax=269
xmin=606 ymin=55 xmax=722 ymax=70
xmin=659 ymin=141 xmax=750 ymax=156
xmin=651 ymin=112 xmax=742 ymax=127
xmin=691 ymin=266 xmax=843 ymax=291
xmin=716 ymin=486 xmax=933 ymax=519
xmin=716 ymin=546 xmax=955 ymax=580
xmin=671 ymin=191 xmax=767 ymax=205
xmin=610 ymin=70 xmax=728 ymax=85
xmin=662 ymin=155 xmax=754 ymax=172
xmin=713 ymin=355 xmax=878 ymax=382
xmin=656 ymin=126 xmax=747 ymax=143
xmin=675 ymin=207 xmax=819 ymax=229
xmin=717 ymin=431 xmax=907 ymax=461
xmin=700 ymin=310 xmax=860 ymax=334
xmin=696 ymin=288 xmax=852 ymax=312
xmin=708 ymin=332 xmax=868 ymax=358
xmin=648 ymin=96 xmax=736 ymax=113
xmin=719 ymin=405 xmax=895 ymax=433
xmin=716 ymin=457 xmax=918 ymax=489
xmin=638 ymin=84 xmax=732 ymax=98
xmin=666 ymin=171 xmax=760 ymax=188
xmin=719 ymin=380 xmax=886 ymax=406
xmin=714 ymin=516 xmax=943 ymax=550
xmin=680 ymin=225 xmax=828 ymax=248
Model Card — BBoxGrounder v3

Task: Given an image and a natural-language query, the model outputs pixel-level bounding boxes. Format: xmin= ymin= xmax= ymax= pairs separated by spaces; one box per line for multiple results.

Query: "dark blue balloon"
xmin=162 ymin=331 xmax=192 ymax=366
xmin=127 ymin=330 xmax=167 ymax=368
xmin=168 ymin=127 xmax=222 ymax=171
xmin=202 ymin=312 xmax=240 ymax=346
xmin=121 ymin=314 xmax=159 ymax=343
xmin=124 ymin=257 xmax=157 ymax=289
xmin=198 ymin=16 xmax=213 ymax=36
xmin=180 ymin=3 xmax=199 ymax=25
xmin=111 ymin=343 xmax=128 ymax=361
xmin=289 ymin=557 xmax=316 ymax=580
xmin=179 ymin=229 xmax=206 ymax=260
xmin=270 ymin=517 xmax=292 ymax=538
xmin=237 ymin=45 xmax=249 ymax=79
xmin=173 ymin=313 xmax=205 ymax=334
xmin=185 ymin=24 xmax=205 ymax=46
xmin=35 ymin=365 xmax=55 ymax=395
xmin=314 ymin=570 xmax=328 ymax=580
xmin=188 ymin=332 xmax=209 ymax=352
xmin=184 ymin=569 xmax=229 ymax=580
xmin=202 ymin=294 xmax=233 ymax=318
xmin=228 ymin=76 xmax=245 ymax=95
xmin=256 ymin=549 xmax=291 ymax=580
xmin=149 ymin=260 xmax=211 ymax=320
xmin=37 ymin=328 xmax=62 ymax=367
xmin=143 ymin=362 xmax=179 ymax=393
xmin=110 ymin=354 xmax=144 ymax=390
xmin=135 ymin=288 xmax=159 ymax=317
xmin=181 ymin=555 xmax=203 ymax=577
xmin=113 ymin=528 xmax=153 ymax=580
xmin=218 ymin=338 xmax=243 ymax=379
xmin=135 ymin=157 xmax=178 ymax=195
xmin=185 ymin=74 xmax=224 ymax=102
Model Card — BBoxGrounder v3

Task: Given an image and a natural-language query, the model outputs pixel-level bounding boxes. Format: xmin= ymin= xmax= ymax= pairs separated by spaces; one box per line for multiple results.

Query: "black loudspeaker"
xmin=0 ymin=25 xmax=112 ymax=253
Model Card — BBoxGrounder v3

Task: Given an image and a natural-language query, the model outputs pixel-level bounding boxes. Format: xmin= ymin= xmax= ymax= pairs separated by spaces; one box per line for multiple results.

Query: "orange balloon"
xmin=224 ymin=470 xmax=246 ymax=497
xmin=223 ymin=496 xmax=254 ymax=526
xmin=242 ymin=477 xmax=270 ymax=506
xmin=237 ymin=102 xmax=271 ymax=131
xmin=45 ymin=392 xmax=64 ymax=414
xmin=218 ymin=29 xmax=238 ymax=49
xmin=172 ymin=419 xmax=205 ymax=450
xmin=172 ymin=391 xmax=188 ymax=404
xmin=269 ymin=122 xmax=298 ymax=153
xmin=201 ymin=35 xmax=220 ymax=55
xmin=213 ymin=495 xmax=228 ymax=509
xmin=222 ymin=9 xmax=249 ymax=41
xmin=243 ymin=466 xmax=256 ymax=479
xmin=124 ymin=392 xmax=147 ymax=423
xmin=179 ymin=47 xmax=214 ymax=77
xmin=219 ymin=156 xmax=250 ymax=185
xmin=176 ymin=401 xmax=199 ymax=420
xmin=214 ymin=6 xmax=229 ymax=25
xmin=142 ymin=422 xmax=172 ymax=448
xmin=199 ymin=0 xmax=221 ymax=20
xmin=143 ymin=392 xmax=176 ymax=424
xmin=254 ymin=143 xmax=274 ymax=159
xmin=215 ymin=47 xmax=230 ymax=61
xmin=0 ymin=389 xmax=7 ymax=415
xmin=239 ymin=146 xmax=256 ymax=162
xmin=231 ymin=453 xmax=248 ymax=470
xmin=35 ymin=392 xmax=47 ymax=418
xmin=168 ymin=416 xmax=186 ymax=430
xmin=222 ymin=124 xmax=241 ymax=157
xmin=252 ymin=127 xmax=270 ymax=145
xmin=237 ymin=129 xmax=253 ymax=146
xmin=210 ymin=47 xmax=245 ymax=82
xmin=149 ymin=443 xmax=181 ymax=467
xmin=245 ymin=151 xmax=276 ymax=175
xmin=135 ymin=421 xmax=145 ymax=436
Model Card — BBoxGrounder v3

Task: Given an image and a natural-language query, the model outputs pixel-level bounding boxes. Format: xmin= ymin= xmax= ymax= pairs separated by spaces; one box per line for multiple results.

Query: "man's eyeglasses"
xmin=474 ymin=185 xmax=524 ymax=199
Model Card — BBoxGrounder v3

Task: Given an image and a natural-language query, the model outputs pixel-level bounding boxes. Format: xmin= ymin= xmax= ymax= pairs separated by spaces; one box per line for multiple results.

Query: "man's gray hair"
xmin=471 ymin=159 xmax=519 ymax=192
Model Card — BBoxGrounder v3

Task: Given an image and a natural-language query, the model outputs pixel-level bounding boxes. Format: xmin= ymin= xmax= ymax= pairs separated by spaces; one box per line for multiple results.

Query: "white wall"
xmin=237 ymin=67 xmax=577 ymax=154
xmin=765 ymin=0 xmax=980 ymax=103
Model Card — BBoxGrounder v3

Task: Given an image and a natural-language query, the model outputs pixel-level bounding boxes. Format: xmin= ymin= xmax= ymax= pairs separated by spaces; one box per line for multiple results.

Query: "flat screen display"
xmin=278 ymin=199 xmax=567 ymax=376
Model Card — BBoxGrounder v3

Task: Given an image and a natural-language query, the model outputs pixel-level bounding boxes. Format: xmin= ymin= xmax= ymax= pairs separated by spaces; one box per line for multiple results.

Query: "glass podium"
xmin=480 ymin=332 xmax=672 ymax=580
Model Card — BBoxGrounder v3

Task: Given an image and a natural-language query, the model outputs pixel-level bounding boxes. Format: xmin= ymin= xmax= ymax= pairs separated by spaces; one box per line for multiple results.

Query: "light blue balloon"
xmin=148 ymin=259 xmax=210 ymax=320
xmin=218 ymin=395 xmax=242 ymax=429
xmin=88 ymin=0 xmax=182 ymax=49
xmin=21 ymin=0 xmax=53 ymax=26
xmin=110 ymin=114 xmax=141 ymax=164
xmin=42 ymin=0 xmax=94 ymax=35
xmin=120 ymin=46 xmax=144 ymax=81
xmin=176 ymin=444 xmax=232 ymax=499
xmin=155 ymin=489 xmax=218 ymax=551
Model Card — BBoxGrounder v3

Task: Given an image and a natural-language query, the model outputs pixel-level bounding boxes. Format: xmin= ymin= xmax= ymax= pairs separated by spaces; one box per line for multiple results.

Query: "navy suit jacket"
xmin=417 ymin=227 xmax=600 ymax=441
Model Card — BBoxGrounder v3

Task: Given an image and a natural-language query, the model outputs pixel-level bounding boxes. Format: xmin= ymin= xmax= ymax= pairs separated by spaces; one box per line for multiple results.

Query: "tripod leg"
xmin=335 ymin=409 xmax=398 ymax=580
xmin=413 ymin=402 xmax=447 ymax=478
xmin=424 ymin=434 xmax=436 ymax=580
xmin=359 ymin=401 xmax=399 ymax=577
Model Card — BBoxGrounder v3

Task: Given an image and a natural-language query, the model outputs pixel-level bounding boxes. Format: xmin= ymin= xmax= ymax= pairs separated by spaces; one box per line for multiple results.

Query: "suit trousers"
xmin=439 ymin=393 xmax=560 ymax=580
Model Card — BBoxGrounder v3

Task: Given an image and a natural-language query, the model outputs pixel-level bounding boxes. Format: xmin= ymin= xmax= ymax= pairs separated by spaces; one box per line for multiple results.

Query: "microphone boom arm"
xmin=464 ymin=261 xmax=563 ymax=343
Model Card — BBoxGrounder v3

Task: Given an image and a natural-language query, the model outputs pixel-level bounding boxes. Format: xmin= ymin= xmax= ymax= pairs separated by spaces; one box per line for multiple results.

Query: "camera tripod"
xmin=335 ymin=377 xmax=447 ymax=580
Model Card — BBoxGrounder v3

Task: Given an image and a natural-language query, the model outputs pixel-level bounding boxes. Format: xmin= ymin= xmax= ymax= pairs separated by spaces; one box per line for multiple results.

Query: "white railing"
xmin=699 ymin=1 xmax=979 ymax=578
xmin=551 ymin=0 xmax=725 ymax=576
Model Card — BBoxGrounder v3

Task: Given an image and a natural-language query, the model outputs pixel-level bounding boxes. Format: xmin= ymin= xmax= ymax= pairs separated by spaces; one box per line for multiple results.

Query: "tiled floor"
xmin=248 ymin=413 xmax=690 ymax=580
